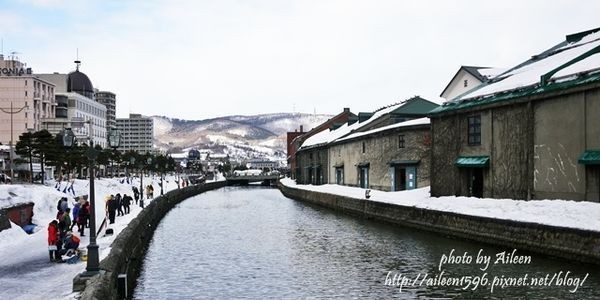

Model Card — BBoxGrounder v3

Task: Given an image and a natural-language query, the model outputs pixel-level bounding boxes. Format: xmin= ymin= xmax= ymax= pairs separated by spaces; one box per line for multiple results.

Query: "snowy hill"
xmin=153 ymin=113 xmax=332 ymax=163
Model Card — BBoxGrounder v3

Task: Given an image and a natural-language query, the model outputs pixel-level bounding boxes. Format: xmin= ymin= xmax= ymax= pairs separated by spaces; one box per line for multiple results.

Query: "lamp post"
xmin=156 ymin=162 xmax=165 ymax=196
xmin=128 ymin=155 xmax=135 ymax=183
xmin=0 ymin=102 xmax=29 ymax=183
xmin=63 ymin=122 xmax=103 ymax=275
xmin=108 ymin=129 xmax=121 ymax=176
xmin=138 ymin=155 xmax=152 ymax=207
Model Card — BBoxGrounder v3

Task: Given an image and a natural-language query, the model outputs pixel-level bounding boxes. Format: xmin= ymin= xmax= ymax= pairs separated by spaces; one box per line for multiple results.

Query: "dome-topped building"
xmin=67 ymin=60 xmax=94 ymax=99
xmin=36 ymin=60 xmax=108 ymax=148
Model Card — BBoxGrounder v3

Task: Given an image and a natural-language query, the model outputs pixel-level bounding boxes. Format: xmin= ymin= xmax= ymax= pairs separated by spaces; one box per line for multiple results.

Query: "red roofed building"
xmin=286 ymin=108 xmax=357 ymax=178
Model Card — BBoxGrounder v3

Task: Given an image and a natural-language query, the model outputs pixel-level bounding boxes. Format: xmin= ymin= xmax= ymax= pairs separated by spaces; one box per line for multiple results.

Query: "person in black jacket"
xmin=132 ymin=186 xmax=140 ymax=205
xmin=122 ymin=194 xmax=132 ymax=214
xmin=107 ymin=195 xmax=117 ymax=224
xmin=115 ymin=193 xmax=124 ymax=216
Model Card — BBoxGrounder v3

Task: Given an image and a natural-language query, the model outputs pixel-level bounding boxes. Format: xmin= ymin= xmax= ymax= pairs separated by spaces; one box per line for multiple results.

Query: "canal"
xmin=134 ymin=187 xmax=599 ymax=299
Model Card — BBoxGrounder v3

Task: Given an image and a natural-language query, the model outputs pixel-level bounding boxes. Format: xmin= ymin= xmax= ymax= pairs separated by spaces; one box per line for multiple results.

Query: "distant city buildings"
xmin=0 ymin=54 xmax=57 ymax=144
xmin=95 ymin=90 xmax=116 ymax=129
xmin=116 ymin=113 xmax=154 ymax=153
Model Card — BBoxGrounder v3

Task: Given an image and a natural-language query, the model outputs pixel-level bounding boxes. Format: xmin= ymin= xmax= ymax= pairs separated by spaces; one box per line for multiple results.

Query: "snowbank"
xmin=280 ymin=178 xmax=600 ymax=232
xmin=0 ymin=175 xmax=181 ymax=300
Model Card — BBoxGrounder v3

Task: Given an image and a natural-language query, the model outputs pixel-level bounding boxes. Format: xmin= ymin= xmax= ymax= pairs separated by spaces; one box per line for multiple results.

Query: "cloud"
xmin=6 ymin=0 xmax=600 ymax=120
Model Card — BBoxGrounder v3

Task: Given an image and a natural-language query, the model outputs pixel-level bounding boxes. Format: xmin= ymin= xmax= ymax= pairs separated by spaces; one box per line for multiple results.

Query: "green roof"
xmin=432 ymin=28 xmax=600 ymax=115
xmin=391 ymin=96 xmax=440 ymax=115
xmin=431 ymin=72 xmax=600 ymax=115
xmin=578 ymin=150 xmax=600 ymax=165
xmin=455 ymin=156 xmax=490 ymax=168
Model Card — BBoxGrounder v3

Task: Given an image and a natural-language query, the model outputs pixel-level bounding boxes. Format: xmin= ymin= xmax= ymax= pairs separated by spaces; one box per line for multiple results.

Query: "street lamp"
xmin=128 ymin=155 xmax=135 ymax=181
xmin=138 ymin=155 xmax=152 ymax=207
xmin=108 ymin=129 xmax=121 ymax=177
xmin=0 ymin=102 xmax=30 ymax=183
xmin=63 ymin=119 xmax=101 ymax=276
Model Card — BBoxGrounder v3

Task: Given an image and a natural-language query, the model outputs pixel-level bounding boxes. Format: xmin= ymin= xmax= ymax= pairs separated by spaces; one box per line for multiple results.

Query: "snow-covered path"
xmin=0 ymin=175 xmax=181 ymax=300
xmin=280 ymin=178 xmax=600 ymax=232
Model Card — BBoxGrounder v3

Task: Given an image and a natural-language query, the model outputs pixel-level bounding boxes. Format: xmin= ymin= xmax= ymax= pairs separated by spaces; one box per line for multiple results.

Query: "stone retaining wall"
xmin=279 ymin=183 xmax=600 ymax=265
xmin=77 ymin=182 xmax=226 ymax=299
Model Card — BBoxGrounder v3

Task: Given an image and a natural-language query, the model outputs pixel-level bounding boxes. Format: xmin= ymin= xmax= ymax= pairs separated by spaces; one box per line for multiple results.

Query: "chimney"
xmin=300 ymin=125 xmax=304 ymax=132
xmin=343 ymin=107 xmax=350 ymax=113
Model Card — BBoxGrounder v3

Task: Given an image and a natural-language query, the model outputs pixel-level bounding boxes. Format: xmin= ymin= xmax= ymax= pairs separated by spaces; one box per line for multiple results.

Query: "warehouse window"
xmin=468 ymin=115 xmax=481 ymax=146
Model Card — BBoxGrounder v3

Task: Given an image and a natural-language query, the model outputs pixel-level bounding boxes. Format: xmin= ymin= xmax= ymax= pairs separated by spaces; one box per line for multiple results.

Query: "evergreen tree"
xmin=15 ymin=131 xmax=35 ymax=182
xmin=32 ymin=130 xmax=54 ymax=184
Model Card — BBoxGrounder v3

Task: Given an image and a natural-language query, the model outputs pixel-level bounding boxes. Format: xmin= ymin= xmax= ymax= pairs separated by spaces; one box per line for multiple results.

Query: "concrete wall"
xmin=430 ymin=115 xmax=461 ymax=197
xmin=328 ymin=125 xmax=431 ymax=191
xmin=77 ymin=181 xmax=226 ymax=299
xmin=279 ymin=183 xmax=600 ymax=265
xmin=534 ymin=93 xmax=586 ymax=200
xmin=490 ymin=104 xmax=532 ymax=199
xmin=533 ymin=89 xmax=600 ymax=201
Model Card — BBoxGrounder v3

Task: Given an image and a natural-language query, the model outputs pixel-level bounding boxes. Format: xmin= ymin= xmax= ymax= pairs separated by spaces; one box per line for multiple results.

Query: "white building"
xmin=440 ymin=66 xmax=505 ymax=101
xmin=65 ymin=92 xmax=107 ymax=148
xmin=246 ymin=159 xmax=278 ymax=170
xmin=38 ymin=65 xmax=107 ymax=148
xmin=116 ymin=113 xmax=154 ymax=153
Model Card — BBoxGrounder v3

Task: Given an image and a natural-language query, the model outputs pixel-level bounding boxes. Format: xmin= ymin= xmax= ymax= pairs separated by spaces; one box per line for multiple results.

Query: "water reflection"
xmin=134 ymin=187 xmax=599 ymax=299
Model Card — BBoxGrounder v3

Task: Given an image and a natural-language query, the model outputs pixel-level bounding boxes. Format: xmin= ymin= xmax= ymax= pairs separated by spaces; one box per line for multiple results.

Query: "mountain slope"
xmin=153 ymin=113 xmax=332 ymax=162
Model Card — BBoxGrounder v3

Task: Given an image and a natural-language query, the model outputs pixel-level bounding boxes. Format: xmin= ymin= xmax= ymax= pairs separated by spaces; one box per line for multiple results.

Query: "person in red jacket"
xmin=47 ymin=220 xmax=59 ymax=262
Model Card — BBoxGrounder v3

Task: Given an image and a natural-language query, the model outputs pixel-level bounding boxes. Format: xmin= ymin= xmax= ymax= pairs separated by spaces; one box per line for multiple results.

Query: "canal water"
xmin=134 ymin=187 xmax=599 ymax=299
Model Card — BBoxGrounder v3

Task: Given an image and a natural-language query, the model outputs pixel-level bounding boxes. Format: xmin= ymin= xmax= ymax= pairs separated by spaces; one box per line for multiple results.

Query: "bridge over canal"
xmin=225 ymin=174 xmax=281 ymax=186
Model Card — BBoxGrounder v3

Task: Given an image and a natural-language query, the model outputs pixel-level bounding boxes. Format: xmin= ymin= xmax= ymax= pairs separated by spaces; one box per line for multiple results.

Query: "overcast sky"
xmin=1 ymin=0 xmax=599 ymax=119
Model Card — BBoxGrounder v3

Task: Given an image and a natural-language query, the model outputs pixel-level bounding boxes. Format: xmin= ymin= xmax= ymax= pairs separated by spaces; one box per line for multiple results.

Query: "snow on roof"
xmin=477 ymin=67 xmax=507 ymax=79
xmin=552 ymin=52 xmax=600 ymax=80
xmin=300 ymin=102 xmax=404 ymax=149
xmin=337 ymin=117 xmax=430 ymax=143
xmin=455 ymin=30 xmax=600 ymax=101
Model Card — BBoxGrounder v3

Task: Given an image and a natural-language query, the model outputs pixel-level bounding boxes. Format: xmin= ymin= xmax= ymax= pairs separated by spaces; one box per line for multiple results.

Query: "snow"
xmin=170 ymin=152 xmax=188 ymax=159
xmin=301 ymin=102 xmax=405 ymax=148
xmin=337 ymin=117 xmax=429 ymax=142
xmin=559 ymin=30 xmax=600 ymax=50
xmin=552 ymin=52 xmax=600 ymax=80
xmin=456 ymin=31 xmax=600 ymax=101
xmin=477 ymin=67 xmax=507 ymax=79
xmin=0 ymin=175 xmax=181 ymax=300
xmin=151 ymin=117 xmax=173 ymax=136
xmin=280 ymin=178 xmax=600 ymax=233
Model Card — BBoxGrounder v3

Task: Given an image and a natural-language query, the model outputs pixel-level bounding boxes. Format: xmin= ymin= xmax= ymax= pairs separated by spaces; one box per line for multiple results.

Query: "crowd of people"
xmin=46 ymin=180 xmax=160 ymax=264
xmin=47 ymin=197 xmax=86 ymax=263
xmin=104 ymin=192 xmax=135 ymax=224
